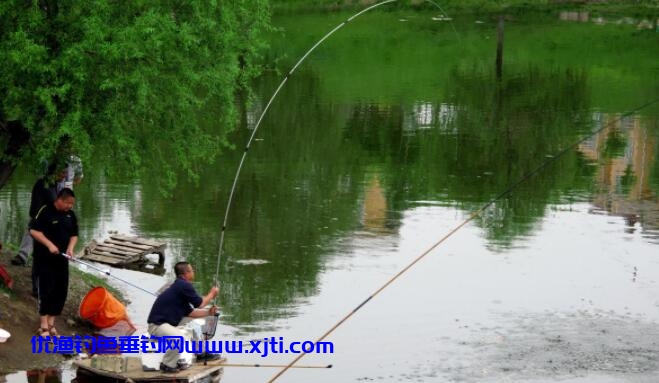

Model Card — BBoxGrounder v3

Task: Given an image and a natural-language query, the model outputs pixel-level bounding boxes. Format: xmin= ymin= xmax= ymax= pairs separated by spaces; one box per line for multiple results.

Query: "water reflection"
xmin=579 ymin=113 xmax=659 ymax=244
xmin=559 ymin=11 xmax=590 ymax=23
xmin=7 ymin=368 xmax=59 ymax=383
xmin=560 ymin=10 xmax=658 ymax=30
xmin=2 ymin=365 xmax=76 ymax=383
xmin=361 ymin=175 xmax=394 ymax=234
xmin=404 ymin=102 xmax=459 ymax=133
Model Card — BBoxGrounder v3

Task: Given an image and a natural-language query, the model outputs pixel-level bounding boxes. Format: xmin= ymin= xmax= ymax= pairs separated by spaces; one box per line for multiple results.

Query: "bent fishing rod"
xmin=62 ymin=253 xmax=157 ymax=297
xmin=267 ymin=98 xmax=659 ymax=382
xmin=213 ymin=0 xmax=396 ymax=291
xmin=212 ymin=0 xmax=453 ymax=301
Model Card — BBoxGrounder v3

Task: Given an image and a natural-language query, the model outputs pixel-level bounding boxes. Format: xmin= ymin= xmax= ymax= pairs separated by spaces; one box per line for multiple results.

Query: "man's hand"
xmin=47 ymin=243 xmax=59 ymax=254
xmin=209 ymin=305 xmax=219 ymax=316
xmin=201 ymin=285 xmax=220 ymax=308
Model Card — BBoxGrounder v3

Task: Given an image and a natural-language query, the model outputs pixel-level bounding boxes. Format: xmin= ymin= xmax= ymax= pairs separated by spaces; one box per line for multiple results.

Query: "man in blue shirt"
xmin=147 ymin=261 xmax=220 ymax=373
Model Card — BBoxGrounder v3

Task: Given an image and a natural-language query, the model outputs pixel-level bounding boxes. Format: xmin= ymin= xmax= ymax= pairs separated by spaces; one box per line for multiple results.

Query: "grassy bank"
xmin=271 ymin=0 xmax=659 ymax=17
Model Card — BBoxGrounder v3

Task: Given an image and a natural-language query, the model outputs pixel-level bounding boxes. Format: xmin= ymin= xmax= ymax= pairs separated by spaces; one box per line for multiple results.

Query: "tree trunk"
xmin=496 ymin=15 xmax=504 ymax=81
xmin=0 ymin=120 xmax=31 ymax=190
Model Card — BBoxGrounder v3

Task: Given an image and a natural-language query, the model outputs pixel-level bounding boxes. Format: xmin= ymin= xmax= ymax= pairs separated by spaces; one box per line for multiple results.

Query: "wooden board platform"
xmin=80 ymin=235 xmax=166 ymax=269
xmin=75 ymin=356 xmax=225 ymax=383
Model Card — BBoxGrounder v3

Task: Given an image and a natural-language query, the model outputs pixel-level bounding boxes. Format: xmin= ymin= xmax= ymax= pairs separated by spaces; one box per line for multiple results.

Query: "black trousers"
xmin=35 ymin=262 xmax=69 ymax=316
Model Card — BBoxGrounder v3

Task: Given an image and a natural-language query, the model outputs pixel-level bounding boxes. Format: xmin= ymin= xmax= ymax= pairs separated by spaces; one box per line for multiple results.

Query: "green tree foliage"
xmin=0 ymin=0 xmax=270 ymax=191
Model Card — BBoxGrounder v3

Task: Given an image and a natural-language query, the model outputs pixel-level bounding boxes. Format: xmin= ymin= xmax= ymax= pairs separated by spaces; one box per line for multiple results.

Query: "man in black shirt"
xmin=11 ymin=162 xmax=61 ymax=267
xmin=30 ymin=188 xmax=78 ymax=337
xmin=148 ymin=261 xmax=220 ymax=372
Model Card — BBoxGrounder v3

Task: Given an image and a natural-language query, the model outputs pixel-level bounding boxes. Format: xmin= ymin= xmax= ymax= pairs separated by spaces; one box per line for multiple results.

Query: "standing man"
xmin=11 ymin=162 xmax=60 ymax=269
xmin=51 ymin=135 xmax=84 ymax=190
xmin=30 ymin=188 xmax=78 ymax=337
xmin=147 ymin=261 xmax=220 ymax=373
xmin=59 ymin=154 xmax=84 ymax=190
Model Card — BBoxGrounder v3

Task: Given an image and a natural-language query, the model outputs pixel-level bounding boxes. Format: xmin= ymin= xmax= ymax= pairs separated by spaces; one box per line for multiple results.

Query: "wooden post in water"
xmin=496 ymin=15 xmax=504 ymax=81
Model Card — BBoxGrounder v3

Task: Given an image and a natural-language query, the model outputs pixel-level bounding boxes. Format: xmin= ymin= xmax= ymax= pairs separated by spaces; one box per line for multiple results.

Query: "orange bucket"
xmin=79 ymin=287 xmax=128 ymax=329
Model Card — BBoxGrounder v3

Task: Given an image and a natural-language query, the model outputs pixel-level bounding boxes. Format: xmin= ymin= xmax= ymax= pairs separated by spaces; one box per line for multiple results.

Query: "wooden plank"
xmin=89 ymin=249 xmax=140 ymax=263
xmin=82 ymin=250 xmax=129 ymax=260
xmin=111 ymin=235 xmax=166 ymax=248
xmin=80 ymin=254 xmax=122 ymax=265
xmin=96 ymin=242 xmax=144 ymax=255
xmin=90 ymin=249 xmax=136 ymax=260
xmin=96 ymin=241 xmax=144 ymax=253
xmin=75 ymin=357 xmax=225 ymax=382
xmin=93 ymin=247 xmax=140 ymax=259
xmin=105 ymin=239 xmax=153 ymax=251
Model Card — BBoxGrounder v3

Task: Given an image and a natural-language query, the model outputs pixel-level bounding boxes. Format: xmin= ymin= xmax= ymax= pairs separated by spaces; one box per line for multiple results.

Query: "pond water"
xmin=1 ymin=6 xmax=659 ymax=383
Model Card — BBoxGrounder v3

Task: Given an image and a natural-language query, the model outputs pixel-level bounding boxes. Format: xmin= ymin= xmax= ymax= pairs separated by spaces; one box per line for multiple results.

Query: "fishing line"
xmin=212 ymin=0 xmax=458 ymax=299
xmin=219 ymin=363 xmax=332 ymax=369
xmin=267 ymin=100 xmax=659 ymax=382
xmin=63 ymin=253 xmax=157 ymax=297
xmin=424 ymin=0 xmax=461 ymax=41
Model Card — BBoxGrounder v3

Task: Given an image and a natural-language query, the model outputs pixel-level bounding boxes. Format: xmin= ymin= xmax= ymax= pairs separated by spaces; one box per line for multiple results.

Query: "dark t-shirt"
xmin=147 ymin=278 xmax=203 ymax=326
xmin=29 ymin=178 xmax=57 ymax=219
xmin=31 ymin=203 xmax=79 ymax=265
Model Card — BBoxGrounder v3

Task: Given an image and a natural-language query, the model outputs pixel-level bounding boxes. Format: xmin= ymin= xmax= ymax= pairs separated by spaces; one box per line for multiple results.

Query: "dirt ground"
xmin=0 ymin=248 xmax=114 ymax=373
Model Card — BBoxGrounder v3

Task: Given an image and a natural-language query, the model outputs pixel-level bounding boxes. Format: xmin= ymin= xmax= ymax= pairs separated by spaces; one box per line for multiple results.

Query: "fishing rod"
xmin=62 ymin=253 xmax=157 ymax=297
xmin=198 ymin=0 xmax=459 ymax=374
xmin=213 ymin=0 xmax=398 ymax=295
xmin=212 ymin=0 xmax=456 ymax=298
xmin=267 ymin=99 xmax=659 ymax=382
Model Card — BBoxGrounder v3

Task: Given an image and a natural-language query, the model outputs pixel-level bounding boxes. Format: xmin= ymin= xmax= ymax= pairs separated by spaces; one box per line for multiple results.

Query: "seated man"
xmin=147 ymin=261 xmax=220 ymax=373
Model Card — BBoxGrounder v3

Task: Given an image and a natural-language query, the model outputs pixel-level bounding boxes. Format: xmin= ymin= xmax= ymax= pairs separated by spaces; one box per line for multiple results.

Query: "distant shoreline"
xmin=270 ymin=0 xmax=659 ymax=18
